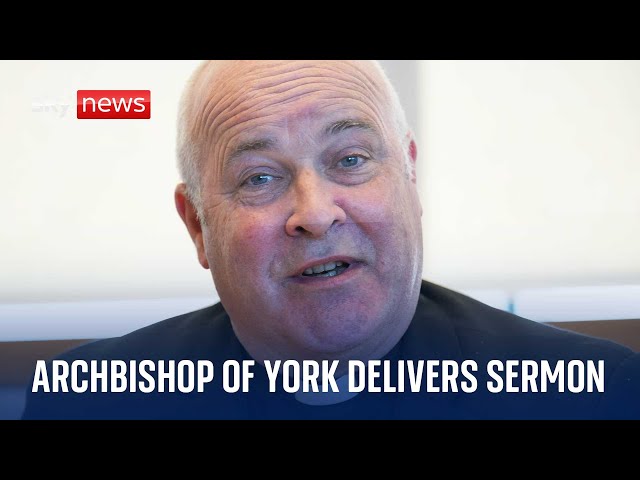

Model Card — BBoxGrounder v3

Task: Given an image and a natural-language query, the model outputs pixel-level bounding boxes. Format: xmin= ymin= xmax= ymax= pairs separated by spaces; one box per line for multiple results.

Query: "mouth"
xmin=293 ymin=256 xmax=359 ymax=280
xmin=301 ymin=260 xmax=351 ymax=278
xmin=288 ymin=256 xmax=362 ymax=288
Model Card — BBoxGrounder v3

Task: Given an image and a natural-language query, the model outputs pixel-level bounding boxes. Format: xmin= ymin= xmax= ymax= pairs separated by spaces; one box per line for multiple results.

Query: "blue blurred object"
xmin=0 ymin=387 xmax=26 ymax=420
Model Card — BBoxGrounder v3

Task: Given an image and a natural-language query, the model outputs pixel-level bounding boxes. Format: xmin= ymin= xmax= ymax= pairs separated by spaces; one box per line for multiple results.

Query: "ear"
xmin=408 ymin=137 xmax=418 ymax=185
xmin=405 ymin=136 xmax=423 ymax=216
xmin=175 ymin=183 xmax=209 ymax=269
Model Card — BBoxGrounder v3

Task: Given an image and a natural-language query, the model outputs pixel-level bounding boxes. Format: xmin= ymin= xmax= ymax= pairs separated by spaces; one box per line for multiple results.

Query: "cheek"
xmin=340 ymin=176 xmax=421 ymax=261
xmin=209 ymin=207 xmax=281 ymax=281
xmin=342 ymin=176 xmax=406 ymax=230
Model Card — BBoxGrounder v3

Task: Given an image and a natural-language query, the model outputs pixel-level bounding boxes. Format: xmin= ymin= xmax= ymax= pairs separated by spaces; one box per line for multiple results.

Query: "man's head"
xmin=175 ymin=60 xmax=423 ymax=365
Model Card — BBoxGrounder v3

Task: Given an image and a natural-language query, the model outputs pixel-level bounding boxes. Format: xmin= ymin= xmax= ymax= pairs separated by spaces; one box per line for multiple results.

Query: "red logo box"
xmin=77 ymin=90 xmax=150 ymax=119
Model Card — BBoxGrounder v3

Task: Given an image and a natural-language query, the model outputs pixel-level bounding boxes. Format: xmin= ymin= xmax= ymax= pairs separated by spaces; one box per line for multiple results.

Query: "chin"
xmin=294 ymin=313 xmax=386 ymax=356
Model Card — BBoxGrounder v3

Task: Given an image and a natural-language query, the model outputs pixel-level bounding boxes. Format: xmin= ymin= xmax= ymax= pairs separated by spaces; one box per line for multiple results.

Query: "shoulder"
xmin=413 ymin=281 xmax=640 ymax=419
xmin=416 ymin=280 xmax=635 ymax=361
xmin=57 ymin=302 xmax=238 ymax=362
xmin=20 ymin=302 xmax=244 ymax=420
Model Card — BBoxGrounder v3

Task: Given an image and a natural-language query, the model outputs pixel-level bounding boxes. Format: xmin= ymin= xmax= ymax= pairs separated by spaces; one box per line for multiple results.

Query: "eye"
xmin=339 ymin=155 xmax=365 ymax=168
xmin=246 ymin=174 xmax=275 ymax=186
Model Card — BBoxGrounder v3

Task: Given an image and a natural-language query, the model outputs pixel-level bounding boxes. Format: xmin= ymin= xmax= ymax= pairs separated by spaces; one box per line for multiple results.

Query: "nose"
xmin=285 ymin=170 xmax=347 ymax=238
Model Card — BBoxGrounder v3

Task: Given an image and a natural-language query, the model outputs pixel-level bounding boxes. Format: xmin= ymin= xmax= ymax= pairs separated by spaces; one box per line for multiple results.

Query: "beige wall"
xmin=419 ymin=60 xmax=640 ymax=292
xmin=0 ymin=60 xmax=213 ymax=303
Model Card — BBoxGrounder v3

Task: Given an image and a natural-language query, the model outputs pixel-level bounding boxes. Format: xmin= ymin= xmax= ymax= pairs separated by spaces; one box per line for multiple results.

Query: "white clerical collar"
xmin=294 ymin=375 xmax=360 ymax=406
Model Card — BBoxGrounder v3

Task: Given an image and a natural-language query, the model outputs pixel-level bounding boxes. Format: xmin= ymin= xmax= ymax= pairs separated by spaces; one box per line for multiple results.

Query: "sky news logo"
xmin=77 ymin=90 xmax=151 ymax=119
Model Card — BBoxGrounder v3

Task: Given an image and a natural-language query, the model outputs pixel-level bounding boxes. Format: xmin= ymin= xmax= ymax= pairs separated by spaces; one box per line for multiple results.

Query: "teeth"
xmin=303 ymin=261 xmax=344 ymax=275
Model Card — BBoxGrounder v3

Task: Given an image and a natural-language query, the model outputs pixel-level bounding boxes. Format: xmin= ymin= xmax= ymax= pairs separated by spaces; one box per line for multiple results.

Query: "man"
xmin=22 ymin=60 xmax=639 ymax=420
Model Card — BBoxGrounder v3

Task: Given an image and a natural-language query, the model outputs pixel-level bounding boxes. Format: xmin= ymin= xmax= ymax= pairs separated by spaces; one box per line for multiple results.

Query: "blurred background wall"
xmin=1 ymin=60 xmax=639 ymax=418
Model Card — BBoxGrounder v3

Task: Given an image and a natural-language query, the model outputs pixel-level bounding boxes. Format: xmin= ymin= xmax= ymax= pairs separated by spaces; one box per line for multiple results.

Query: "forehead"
xmin=193 ymin=61 xmax=394 ymax=156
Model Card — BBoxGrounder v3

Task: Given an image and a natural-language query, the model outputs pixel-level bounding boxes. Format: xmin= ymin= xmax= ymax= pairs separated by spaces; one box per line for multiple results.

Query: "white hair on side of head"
xmin=176 ymin=60 xmax=208 ymax=222
xmin=367 ymin=60 xmax=414 ymax=178
xmin=176 ymin=60 xmax=413 ymax=221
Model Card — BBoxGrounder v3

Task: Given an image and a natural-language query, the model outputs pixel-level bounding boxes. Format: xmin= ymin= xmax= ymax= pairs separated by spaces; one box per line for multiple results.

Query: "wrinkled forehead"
xmin=190 ymin=60 xmax=396 ymax=163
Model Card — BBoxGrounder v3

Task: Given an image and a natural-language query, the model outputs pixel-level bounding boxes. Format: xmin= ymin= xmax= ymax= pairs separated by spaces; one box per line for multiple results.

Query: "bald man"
xmin=22 ymin=61 xmax=640 ymax=420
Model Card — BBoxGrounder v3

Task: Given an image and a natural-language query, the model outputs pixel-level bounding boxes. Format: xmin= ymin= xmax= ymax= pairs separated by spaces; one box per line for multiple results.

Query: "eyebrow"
xmin=228 ymin=138 xmax=277 ymax=161
xmin=324 ymin=119 xmax=377 ymax=136
xmin=227 ymin=118 xmax=378 ymax=163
